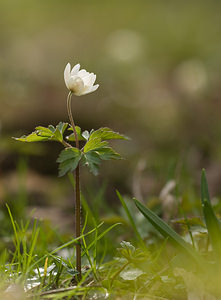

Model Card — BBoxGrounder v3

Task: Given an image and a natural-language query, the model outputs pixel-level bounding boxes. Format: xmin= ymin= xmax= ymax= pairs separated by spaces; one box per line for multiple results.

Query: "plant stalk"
xmin=67 ymin=91 xmax=81 ymax=280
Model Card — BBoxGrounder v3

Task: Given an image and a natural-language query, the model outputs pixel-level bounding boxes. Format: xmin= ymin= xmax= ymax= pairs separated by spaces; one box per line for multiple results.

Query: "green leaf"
xmin=120 ymin=268 xmax=144 ymax=281
xmin=14 ymin=132 xmax=49 ymax=142
xmin=201 ymin=169 xmax=211 ymax=204
xmin=82 ymin=146 xmax=121 ymax=175
xmin=36 ymin=122 xmax=68 ymax=143
xmin=118 ymin=241 xmax=148 ymax=263
xmin=82 ymin=151 xmax=101 ymax=175
xmin=57 ymin=122 xmax=68 ymax=134
xmin=95 ymin=147 xmax=122 ymax=160
xmin=84 ymin=137 xmax=108 ymax=153
xmin=120 ymin=241 xmax=135 ymax=253
xmin=134 ymin=198 xmax=204 ymax=265
xmin=201 ymin=169 xmax=221 ymax=256
xmin=48 ymin=125 xmax=56 ymax=132
xmin=57 ymin=147 xmax=80 ymax=163
xmin=14 ymin=122 xmax=68 ymax=144
xmin=35 ymin=126 xmax=54 ymax=137
xmin=89 ymin=127 xmax=129 ymax=141
xmin=82 ymin=130 xmax=90 ymax=141
xmin=67 ymin=126 xmax=86 ymax=142
xmin=51 ymin=122 xmax=68 ymax=142
xmin=57 ymin=148 xmax=82 ymax=177
xmin=82 ymin=145 xmax=122 ymax=175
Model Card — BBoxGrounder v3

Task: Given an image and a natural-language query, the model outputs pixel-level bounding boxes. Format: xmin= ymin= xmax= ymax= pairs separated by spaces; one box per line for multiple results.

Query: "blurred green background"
xmin=1 ymin=0 xmax=221 ymax=224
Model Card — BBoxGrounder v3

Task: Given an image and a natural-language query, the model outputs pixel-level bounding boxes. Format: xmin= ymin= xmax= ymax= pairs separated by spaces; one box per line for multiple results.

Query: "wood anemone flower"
xmin=64 ymin=63 xmax=99 ymax=96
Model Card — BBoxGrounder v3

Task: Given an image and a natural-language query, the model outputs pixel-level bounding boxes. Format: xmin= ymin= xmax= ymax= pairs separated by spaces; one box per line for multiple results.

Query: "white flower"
xmin=64 ymin=63 xmax=99 ymax=96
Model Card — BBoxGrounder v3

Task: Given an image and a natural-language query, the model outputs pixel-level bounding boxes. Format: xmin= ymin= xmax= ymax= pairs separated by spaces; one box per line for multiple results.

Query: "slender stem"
xmin=62 ymin=140 xmax=72 ymax=148
xmin=75 ymin=166 xmax=81 ymax=279
xmin=67 ymin=92 xmax=79 ymax=148
xmin=67 ymin=91 xmax=81 ymax=280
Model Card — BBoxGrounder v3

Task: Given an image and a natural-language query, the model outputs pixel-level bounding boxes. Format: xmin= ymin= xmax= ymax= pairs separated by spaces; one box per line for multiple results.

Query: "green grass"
xmin=1 ymin=170 xmax=221 ymax=299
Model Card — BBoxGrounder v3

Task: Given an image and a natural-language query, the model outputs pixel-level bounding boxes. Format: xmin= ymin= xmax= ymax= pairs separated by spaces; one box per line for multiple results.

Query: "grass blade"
xmin=116 ymin=190 xmax=144 ymax=246
xmin=81 ymin=223 xmax=121 ymax=257
xmin=6 ymin=204 xmax=21 ymax=273
xmin=27 ymin=223 xmax=104 ymax=273
xmin=201 ymin=169 xmax=221 ymax=256
xmin=134 ymin=198 xmax=203 ymax=265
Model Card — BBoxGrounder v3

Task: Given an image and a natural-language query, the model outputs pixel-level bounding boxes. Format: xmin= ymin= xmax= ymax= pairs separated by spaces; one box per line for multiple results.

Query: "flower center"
xmin=68 ymin=76 xmax=84 ymax=95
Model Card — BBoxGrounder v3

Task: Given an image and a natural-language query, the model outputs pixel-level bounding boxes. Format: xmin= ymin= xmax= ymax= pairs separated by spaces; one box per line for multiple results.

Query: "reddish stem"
xmin=67 ymin=92 xmax=81 ymax=280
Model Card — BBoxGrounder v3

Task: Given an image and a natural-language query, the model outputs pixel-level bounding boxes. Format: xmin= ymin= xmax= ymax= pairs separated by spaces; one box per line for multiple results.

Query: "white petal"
xmin=82 ymin=73 xmax=97 ymax=87
xmin=64 ymin=63 xmax=71 ymax=89
xmin=82 ymin=74 xmax=94 ymax=86
xmin=77 ymin=69 xmax=89 ymax=78
xmin=91 ymin=74 xmax=96 ymax=85
xmin=82 ymin=84 xmax=99 ymax=95
xmin=71 ymin=63 xmax=80 ymax=76
xmin=90 ymin=84 xmax=99 ymax=92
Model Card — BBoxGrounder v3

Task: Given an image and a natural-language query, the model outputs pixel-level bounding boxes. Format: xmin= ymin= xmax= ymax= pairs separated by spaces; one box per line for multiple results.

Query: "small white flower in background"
xmin=159 ymin=180 xmax=177 ymax=220
xmin=64 ymin=63 xmax=99 ymax=96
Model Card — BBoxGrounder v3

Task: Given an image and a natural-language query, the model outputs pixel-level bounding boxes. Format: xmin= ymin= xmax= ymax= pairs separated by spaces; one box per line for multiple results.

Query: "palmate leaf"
xmin=14 ymin=122 xmax=68 ymax=144
xmin=35 ymin=126 xmax=54 ymax=137
xmin=67 ymin=126 xmax=87 ymax=142
xmin=82 ymin=127 xmax=128 ymax=156
xmin=68 ymin=127 xmax=129 ymax=143
xmin=82 ymin=151 xmax=101 ymax=175
xmin=82 ymin=146 xmax=122 ymax=175
xmin=95 ymin=147 xmax=121 ymax=160
xmin=89 ymin=127 xmax=129 ymax=141
xmin=84 ymin=138 xmax=108 ymax=153
xmin=37 ymin=122 xmax=68 ymax=143
xmin=14 ymin=132 xmax=50 ymax=142
xmin=201 ymin=169 xmax=221 ymax=256
xmin=52 ymin=122 xmax=68 ymax=142
xmin=57 ymin=147 xmax=82 ymax=177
